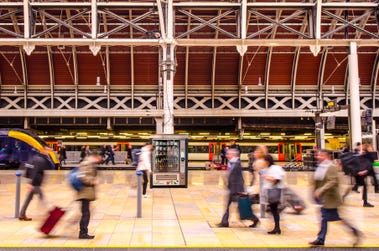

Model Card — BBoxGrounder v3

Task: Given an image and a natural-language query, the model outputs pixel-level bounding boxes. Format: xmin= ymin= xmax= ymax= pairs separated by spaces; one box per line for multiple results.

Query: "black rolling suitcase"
xmin=40 ymin=206 xmax=65 ymax=235
xmin=238 ymin=194 xmax=253 ymax=220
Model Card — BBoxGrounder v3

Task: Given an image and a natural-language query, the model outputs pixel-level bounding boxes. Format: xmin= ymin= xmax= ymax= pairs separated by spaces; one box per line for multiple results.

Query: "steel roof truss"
xmin=99 ymin=9 xmax=152 ymax=38
xmin=0 ymin=26 xmax=22 ymax=38
xmin=176 ymin=9 xmax=237 ymax=39
xmin=321 ymin=10 xmax=378 ymax=39
xmin=0 ymin=9 xmax=23 ymax=38
xmin=248 ymin=10 xmax=311 ymax=39
xmin=32 ymin=9 xmax=89 ymax=39
xmin=34 ymin=9 xmax=91 ymax=39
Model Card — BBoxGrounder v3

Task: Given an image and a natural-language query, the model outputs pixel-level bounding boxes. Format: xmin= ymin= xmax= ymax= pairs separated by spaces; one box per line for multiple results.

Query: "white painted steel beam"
xmin=0 ymin=38 xmax=377 ymax=48
xmin=0 ymin=108 xmax=349 ymax=118
xmin=348 ymin=42 xmax=362 ymax=146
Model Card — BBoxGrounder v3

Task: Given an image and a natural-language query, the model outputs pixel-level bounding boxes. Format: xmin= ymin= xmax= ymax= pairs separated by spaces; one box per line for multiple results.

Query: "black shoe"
xmin=363 ymin=202 xmax=374 ymax=207
xmin=216 ymin=223 xmax=229 ymax=228
xmin=249 ymin=219 xmax=260 ymax=228
xmin=352 ymin=188 xmax=360 ymax=193
xmin=267 ymin=228 xmax=281 ymax=235
xmin=309 ymin=239 xmax=324 ymax=246
xmin=79 ymin=234 xmax=95 ymax=239
xmin=352 ymin=228 xmax=363 ymax=247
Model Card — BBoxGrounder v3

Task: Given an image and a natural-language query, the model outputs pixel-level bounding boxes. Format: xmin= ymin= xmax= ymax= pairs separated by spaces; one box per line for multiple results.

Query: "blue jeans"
xmin=317 ymin=208 xmax=341 ymax=242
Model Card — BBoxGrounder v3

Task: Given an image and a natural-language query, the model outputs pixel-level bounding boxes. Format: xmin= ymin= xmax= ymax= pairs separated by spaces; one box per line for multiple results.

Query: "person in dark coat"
xmin=229 ymin=140 xmax=241 ymax=155
xmin=58 ymin=145 xmax=67 ymax=166
xmin=19 ymin=146 xmax=51 ymax=221
xmin=350 ymin=143 xmax=375 ymax=207
xmin=76 ymin=153 xmax=102 ymax=239
xmin=104 ymin=145 xmax=115 ymax=165
xmin=217 ymin=148 xmax=259 ymax=228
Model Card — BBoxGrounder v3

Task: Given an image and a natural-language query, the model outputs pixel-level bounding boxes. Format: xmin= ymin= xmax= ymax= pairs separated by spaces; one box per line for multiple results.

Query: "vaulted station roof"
xmin=0 ymin=0 xmax=377 ymax=133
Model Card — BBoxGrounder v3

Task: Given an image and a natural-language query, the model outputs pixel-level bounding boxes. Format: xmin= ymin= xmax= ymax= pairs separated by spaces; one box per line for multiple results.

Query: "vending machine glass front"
xmin=154 ymin=140 xmax=180 ymax=173
xmin=151 ymin=135 xmax=188 ymax=188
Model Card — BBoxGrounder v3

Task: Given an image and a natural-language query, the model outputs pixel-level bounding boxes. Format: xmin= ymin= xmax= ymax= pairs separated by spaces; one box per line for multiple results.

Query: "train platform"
xmin=0 ymin=170 xmax=377 ymax=250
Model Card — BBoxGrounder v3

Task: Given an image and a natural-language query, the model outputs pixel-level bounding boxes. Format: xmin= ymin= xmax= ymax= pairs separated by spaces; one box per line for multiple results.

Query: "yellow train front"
xmin=0 ymin=129 xmax=59 ymax=170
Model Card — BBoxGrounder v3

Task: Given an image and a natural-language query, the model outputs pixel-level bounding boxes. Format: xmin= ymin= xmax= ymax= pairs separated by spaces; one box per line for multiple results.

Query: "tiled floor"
xmin=0 ymin=169 xmax=377 ymax=248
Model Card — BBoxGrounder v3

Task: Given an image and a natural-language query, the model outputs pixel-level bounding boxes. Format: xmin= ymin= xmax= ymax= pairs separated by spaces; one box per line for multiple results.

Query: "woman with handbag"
xmin=260 ymin=154 xmax=286 ymax=234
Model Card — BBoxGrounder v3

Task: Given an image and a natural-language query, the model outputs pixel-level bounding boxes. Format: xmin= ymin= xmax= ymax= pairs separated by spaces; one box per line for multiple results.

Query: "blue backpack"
xmin=67 ymin=167 xmax=84 ymax=191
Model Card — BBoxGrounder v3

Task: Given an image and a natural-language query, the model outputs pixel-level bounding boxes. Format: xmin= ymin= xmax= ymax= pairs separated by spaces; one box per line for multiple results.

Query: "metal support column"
xmin=155 ymin=118 xmax=163 ymax=134
xmin=348 ymin=42 xmax=362 ymax=146
xmin=161 ymin=0 xmax=175 ymax=134
xmin=372 ymin=120 xmax=377 ymax=151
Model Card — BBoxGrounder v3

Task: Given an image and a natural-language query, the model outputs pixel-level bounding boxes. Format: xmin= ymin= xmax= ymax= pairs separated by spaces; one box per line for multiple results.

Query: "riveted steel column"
xmin=348 ymin=42 xmax=362 ymax=147
xmin=162 ymin=0 xmax=175 ymax=134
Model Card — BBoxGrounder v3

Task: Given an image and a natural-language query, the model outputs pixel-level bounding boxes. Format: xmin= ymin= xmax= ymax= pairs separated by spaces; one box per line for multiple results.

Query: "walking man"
xmin=217 ymin=148 xmax=259 ymax=228
xmin=19 ymin=146 xmax=51 ymax=221
xmin=309 ymin=149 xmax=361 ymax=247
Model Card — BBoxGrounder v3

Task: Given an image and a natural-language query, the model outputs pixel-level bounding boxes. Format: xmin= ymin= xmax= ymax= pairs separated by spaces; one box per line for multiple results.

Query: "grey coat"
xmin=76 ymin=156 xmax=98 ymax=201
xmin=227 ymin=159 xmax=245 ymax=196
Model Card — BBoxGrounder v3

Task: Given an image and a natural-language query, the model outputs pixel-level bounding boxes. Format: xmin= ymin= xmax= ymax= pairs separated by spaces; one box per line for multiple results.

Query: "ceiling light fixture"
xmin=258 ymin=77 xmax=262 ymax=86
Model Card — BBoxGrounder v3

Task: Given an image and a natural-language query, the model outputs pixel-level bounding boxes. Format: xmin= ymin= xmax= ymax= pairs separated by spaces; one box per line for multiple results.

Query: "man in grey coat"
xmin=217 ymin=148 xmax=259 ymax=228
xmin=76 ymin=153 xmax=101 ymax=239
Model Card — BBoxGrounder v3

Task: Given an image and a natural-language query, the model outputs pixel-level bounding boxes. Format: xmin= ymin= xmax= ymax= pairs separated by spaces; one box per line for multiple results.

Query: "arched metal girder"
xmin=265 ymin=48 xmax=272 ymax=109
xmin=291 ymin=47 xmax=300 ymax=108
xmin=371 ymin=50 xmax=379 ymax=108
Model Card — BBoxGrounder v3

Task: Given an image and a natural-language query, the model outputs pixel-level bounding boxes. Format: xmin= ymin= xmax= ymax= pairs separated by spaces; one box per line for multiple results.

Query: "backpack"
xmin=67 ymin=167 xmax=84 ymax=191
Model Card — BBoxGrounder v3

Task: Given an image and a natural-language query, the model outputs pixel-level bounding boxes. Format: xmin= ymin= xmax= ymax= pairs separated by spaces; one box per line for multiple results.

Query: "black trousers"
xmin=79 ymin=199 xmax=91 ymax=235
xmin=354 ymin=176 xmax=368 ymax=203
xmin=142 ymin=171 xmax=149 ymax=195
xmin=269 ymin=202 xmax=280 ymax=229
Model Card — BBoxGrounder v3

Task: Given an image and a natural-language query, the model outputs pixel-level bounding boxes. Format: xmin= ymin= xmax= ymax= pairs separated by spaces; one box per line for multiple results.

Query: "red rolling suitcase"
xmin=40 ymin=206 xmax=65 ymax=235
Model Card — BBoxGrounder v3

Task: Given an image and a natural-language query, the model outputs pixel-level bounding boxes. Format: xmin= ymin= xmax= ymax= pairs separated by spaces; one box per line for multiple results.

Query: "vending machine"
xmin=150 ymin=134 xmax=188 ymax=188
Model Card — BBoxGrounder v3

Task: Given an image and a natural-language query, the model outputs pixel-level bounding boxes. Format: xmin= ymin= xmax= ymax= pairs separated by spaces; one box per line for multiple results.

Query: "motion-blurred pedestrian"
xmin=260 ymin=154 xmax=285 ymax=234
xmin=217 ymin=148 xmax=259 ymax=228
xmin=76 ymin=153 xmax=102 ymax=239
xmin=309 ymin=149 xmax=361 ymax=247
xmin=19 ymin=146 xmax=51 ymax=221
xmin=136 ymin=143 xmax=153 ymax=197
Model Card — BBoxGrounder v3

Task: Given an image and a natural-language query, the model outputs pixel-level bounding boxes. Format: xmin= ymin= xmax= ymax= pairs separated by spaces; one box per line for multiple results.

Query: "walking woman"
xmin=137 ymin=143 xmax=153 ymax=197
xmin=260 ymin=154 xmax=286 ymax=234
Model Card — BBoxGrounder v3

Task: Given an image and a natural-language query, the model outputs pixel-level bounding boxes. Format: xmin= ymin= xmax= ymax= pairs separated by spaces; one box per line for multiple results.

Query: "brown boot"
xmin=18 ymin=215 xmax=32 ymax=221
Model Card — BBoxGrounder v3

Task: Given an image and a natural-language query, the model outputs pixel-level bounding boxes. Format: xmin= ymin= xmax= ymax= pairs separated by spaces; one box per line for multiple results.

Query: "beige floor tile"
xmin=0 ymin=170 xmax=377 ymax=247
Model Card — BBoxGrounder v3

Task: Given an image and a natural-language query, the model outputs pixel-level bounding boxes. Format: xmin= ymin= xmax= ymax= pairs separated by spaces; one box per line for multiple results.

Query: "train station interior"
xmin=0 ymin=0 xmax=378 ymax=249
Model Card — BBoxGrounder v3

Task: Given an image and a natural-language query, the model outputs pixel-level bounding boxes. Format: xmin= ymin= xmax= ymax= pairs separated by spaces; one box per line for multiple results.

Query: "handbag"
xmin=267 ymin=187 xmax=282 ymax=204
